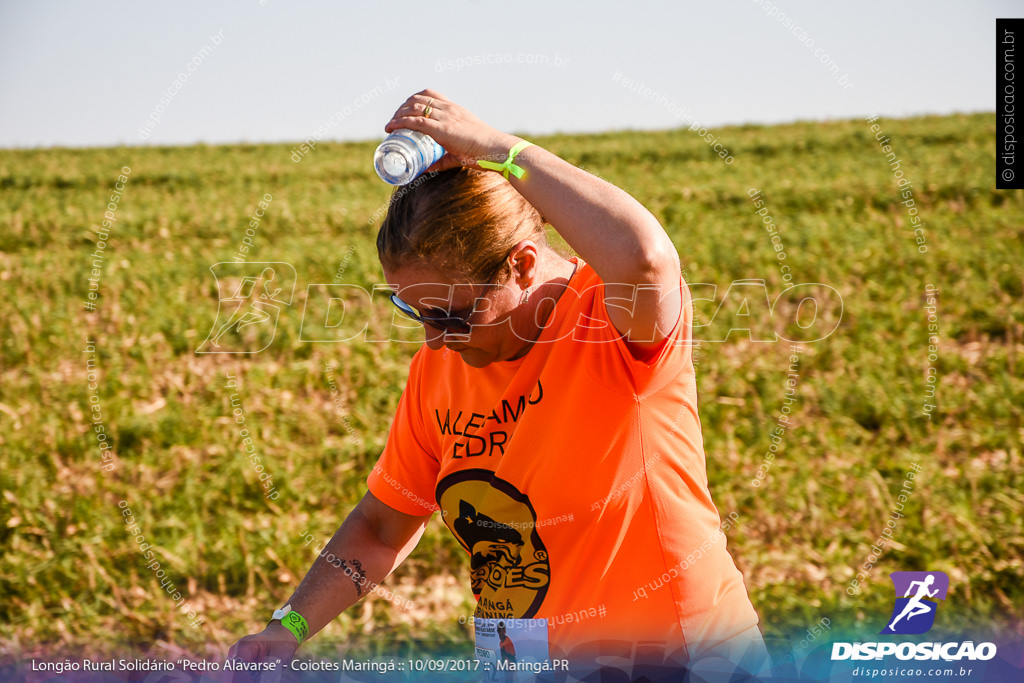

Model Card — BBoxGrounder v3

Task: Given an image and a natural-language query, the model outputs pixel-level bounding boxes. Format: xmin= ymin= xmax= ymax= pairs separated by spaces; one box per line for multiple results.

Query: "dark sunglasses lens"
xmin=390 ymin=295 xmax=421 ymax=320
xmin=443 ymin=319 xmax=472 ymax=335
xmin=423 ymin=317 xmax=471 ymax=335
xmin=392 ymin=295 xmax=472 ymax=335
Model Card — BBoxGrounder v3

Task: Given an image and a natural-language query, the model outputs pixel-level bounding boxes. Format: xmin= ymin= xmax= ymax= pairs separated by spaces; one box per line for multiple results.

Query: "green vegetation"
xmin=1 ymin=111 xmax=1021 ymax=662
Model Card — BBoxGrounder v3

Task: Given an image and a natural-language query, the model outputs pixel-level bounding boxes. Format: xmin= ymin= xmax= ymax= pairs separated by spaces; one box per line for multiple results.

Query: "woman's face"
xmin=383 ymin=261 xmax=530 ymax=368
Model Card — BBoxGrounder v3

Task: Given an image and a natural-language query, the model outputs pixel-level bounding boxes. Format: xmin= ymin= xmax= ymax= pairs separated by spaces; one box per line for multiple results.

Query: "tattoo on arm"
xmin=338 ymin=558 xmax=366 ymax=596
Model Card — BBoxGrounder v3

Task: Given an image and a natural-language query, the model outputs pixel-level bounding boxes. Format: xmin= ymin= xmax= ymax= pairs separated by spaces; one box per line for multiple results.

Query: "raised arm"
xmin=228 ymin=491 xmax=430 ymax=663
xmin=384 ymin=89 xmax=683 ymax=351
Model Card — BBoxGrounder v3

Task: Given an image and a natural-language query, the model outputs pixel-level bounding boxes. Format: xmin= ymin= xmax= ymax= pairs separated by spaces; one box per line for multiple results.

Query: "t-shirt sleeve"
xmin=573 ymin=273 xmax=695 ymax=397
xmin=366 ymin=350 xmax=441 ymax=516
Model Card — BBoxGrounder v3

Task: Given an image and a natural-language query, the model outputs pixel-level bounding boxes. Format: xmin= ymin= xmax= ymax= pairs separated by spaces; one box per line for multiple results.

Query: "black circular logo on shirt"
xmin=436 ymin=469 xmax=550 ymax=618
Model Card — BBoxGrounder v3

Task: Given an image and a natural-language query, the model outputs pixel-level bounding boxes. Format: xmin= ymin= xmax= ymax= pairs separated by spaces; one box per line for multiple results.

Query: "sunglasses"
xmin=388 ymin=260 xmax=509 ymax=335
xmin=389 ymin=293 xmax=479 ymax=335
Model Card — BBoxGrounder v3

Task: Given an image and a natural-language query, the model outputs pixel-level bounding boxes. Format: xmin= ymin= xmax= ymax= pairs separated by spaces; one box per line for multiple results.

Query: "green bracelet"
xmin=271 ymin=604 xmax=309 ymax=644
xmin=281 ymin=610 xmax=309 ymax=643
xmin=478 ymin=140 xmax=535 ymax=179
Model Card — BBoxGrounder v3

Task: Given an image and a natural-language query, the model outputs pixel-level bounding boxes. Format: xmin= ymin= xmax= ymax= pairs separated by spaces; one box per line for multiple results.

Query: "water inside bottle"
xmin=381 ymin=150 xmax=410 ymax=178
xmin=374 ymin=141 xmax=417 ymax=184
xmin=374 ymin=129 xmax=443 ymax=185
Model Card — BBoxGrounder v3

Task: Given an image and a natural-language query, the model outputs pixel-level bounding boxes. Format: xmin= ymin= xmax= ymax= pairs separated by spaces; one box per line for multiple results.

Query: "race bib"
xmin=473 ymin=617 xmax=551 ymax=680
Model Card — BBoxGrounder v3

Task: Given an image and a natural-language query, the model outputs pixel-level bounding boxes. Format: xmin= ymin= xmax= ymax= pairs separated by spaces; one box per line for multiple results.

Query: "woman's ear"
xmin=508 ymin=240 xmax=539 ymax=289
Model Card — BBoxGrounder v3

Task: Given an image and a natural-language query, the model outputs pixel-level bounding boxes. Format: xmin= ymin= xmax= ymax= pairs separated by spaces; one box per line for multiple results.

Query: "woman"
xmin=230 ymin=90 xmax=768 ymax=679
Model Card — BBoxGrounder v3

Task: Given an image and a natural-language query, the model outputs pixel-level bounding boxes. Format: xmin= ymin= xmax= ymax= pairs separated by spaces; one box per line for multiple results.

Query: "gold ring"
xmin=423 ymin=99 xmax=434 ymax=118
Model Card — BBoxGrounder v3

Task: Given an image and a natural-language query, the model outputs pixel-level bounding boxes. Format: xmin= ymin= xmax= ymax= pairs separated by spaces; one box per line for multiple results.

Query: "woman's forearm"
xmin=281 ymin=494 xmax=427 ymax=639
xmin=494 ymin=134 xmax=680 ymax=287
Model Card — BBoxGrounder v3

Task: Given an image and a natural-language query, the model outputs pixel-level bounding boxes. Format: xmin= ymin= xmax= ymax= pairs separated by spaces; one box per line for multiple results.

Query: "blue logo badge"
xmin=881 ymin=571 xmax=949 ymax=635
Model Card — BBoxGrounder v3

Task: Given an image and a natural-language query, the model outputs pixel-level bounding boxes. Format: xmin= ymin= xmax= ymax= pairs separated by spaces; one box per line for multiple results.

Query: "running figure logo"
xmin=196 ymin=262 xmax=296 ymax=354
xmin=881 ymin=571 xmax=949 ymax=635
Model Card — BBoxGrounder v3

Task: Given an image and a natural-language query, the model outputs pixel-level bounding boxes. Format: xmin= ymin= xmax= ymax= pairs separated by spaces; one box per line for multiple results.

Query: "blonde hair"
xmin=376 ymin=168 xmax=547 ymax=283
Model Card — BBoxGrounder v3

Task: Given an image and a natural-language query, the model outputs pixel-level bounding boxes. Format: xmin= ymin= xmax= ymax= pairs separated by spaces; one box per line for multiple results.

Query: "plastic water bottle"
xmin=374 ymin=129 xmax=445 ymax=185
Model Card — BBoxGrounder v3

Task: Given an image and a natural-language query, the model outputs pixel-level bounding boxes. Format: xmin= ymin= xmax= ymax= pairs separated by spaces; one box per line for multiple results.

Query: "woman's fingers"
xmin=384 ymin=113 xmax=435 ymax=135
xmin=388 ymin=90 xmax=450 ymax=126
xmin=397 ymin=100 xmax=436 ymax=120
xmin=425 ymin=153 xmax=464 ymax=174
xmin=227 ymin=634 xmax=262 ymax=661
xmin=382 ymin=89 xmax=508 ymax=173
xmin=385 ymin=101 xmax=456 ymax=135
xmin=410 ymin=88 xmax=449 ymax=109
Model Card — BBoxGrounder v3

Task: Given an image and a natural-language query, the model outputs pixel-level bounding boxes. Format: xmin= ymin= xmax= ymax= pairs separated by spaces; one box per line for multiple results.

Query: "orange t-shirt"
xmin=367 ymin=260 xmax=759 ymax=664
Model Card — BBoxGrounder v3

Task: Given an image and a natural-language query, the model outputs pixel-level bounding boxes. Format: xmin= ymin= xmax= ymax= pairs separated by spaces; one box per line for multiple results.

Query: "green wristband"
xmin=271 ymin=605 xmax=309 ymax=644
xmin=281 ymin=611 xmax=308 ymax=644
xmin=478 ymin=140 xmax=535 ymax=179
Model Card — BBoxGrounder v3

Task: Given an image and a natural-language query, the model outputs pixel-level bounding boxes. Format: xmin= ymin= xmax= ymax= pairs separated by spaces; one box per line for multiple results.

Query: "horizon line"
xmin=0 ymin=108 xmax=993 ymax=153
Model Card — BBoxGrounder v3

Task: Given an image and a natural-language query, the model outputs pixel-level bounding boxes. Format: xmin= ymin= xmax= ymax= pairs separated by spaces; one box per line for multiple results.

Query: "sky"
xmin=0 ymin=0 xmax=1012 ymax=149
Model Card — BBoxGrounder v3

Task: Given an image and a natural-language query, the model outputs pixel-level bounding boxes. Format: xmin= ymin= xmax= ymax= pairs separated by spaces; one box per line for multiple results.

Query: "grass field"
xmin=1 ymin=111 xmax=1021 ymax=664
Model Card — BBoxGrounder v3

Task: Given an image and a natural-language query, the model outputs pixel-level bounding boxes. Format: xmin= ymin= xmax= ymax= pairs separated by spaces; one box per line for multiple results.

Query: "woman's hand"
xmin=384 ymin=89 xmax=519 ymax=174
xmin=227 ymin=622 xmax=298 ymax=677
